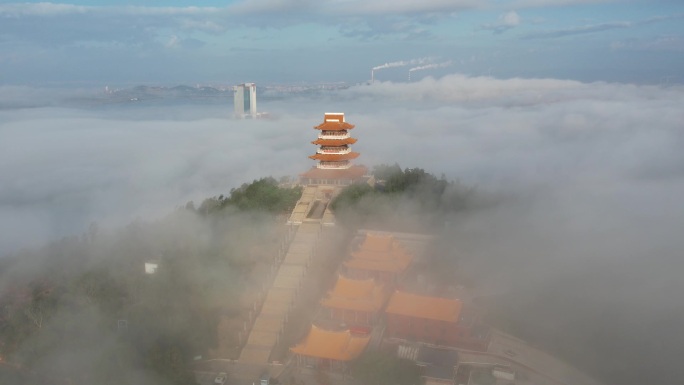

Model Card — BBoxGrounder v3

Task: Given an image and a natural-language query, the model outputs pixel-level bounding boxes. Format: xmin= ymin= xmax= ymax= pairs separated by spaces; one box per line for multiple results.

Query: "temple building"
xmin=290 ymin=324 xmax=371 ymax=371
xmin=385 ymin=291 xmax=490 ymax=351
xmin=343 ymin=233 xmax=413 ymax=285
xmin=320 ymin=274 xmax=389 ymax=326
xmin=300 ymin=113 xmax=368 ymax=185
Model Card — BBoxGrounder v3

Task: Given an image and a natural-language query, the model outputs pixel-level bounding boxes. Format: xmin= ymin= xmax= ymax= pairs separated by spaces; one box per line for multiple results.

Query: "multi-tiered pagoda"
xmin=310 ymin=112 xmax=359 ymax=169
xmin=300 ymin=113 xmax=368 ymax=185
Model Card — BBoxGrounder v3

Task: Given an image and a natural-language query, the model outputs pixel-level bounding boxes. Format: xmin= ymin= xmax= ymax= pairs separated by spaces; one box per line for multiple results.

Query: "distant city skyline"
xmin=1 ymin=0 xmax=683 ymax=86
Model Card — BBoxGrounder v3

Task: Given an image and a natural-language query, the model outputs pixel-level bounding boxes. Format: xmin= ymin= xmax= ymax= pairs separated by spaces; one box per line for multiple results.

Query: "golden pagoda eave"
xmin=314 ymin=122 xmax=355 ymax=130
xmin=312 ymin=138 xmax=358 ymax=146
xmin=309 ymin=152 xmax=360 ymax=161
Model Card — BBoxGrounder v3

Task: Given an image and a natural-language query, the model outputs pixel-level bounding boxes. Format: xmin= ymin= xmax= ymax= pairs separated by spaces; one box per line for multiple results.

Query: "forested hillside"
xmin=0 ymin=178 xmax=301 ymax=385
xmin=331 ymin=164 xmax=478 ymax=231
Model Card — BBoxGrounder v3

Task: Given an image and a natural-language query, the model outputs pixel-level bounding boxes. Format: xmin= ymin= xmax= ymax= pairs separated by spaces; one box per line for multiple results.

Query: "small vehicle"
xmin=215 ymin=372 xmax=228 ymax=384
xmin=503 ymin=349 xmax=516 ymax=357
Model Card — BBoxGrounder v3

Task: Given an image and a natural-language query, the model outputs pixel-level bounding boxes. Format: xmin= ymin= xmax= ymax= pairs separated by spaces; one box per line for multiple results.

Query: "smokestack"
xmin=371 ymin=57 xmax=434 ymax=83
xmin=407 ymin=61 xmax=453 ymax=81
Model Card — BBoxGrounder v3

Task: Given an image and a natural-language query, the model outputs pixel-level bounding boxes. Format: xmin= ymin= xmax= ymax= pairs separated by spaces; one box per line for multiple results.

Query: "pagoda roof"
xmin=312 ymin=138 xmax=357 ymax=146
xmin=321 ymin=275 xmax=388 ymax=313
xmin=290 ymin=324 xmax=370 ymax=361
xmin=385 ymin=291 xmax=463 ymax=323
xmin=300 ymin=165 xmax=368 ymax=181
xmin=314 ymin=121 xmax=355 ymax=130
xmin=309 ymin=152 xmax=360 ymax=161
xmin=343 ymin=256 xmax=411 ymax=273
xmin=358 ymin=233 xmax=397 ymax=252
xmin=343 ymin=233 xmax=413 ymax=273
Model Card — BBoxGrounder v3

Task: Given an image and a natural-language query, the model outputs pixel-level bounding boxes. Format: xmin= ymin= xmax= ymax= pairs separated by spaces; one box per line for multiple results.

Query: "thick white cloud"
xmin=334 ymin=76 xmax=683 ymax=385
xmin=2 ymin=75 xmax=684 ymax=383
xmin=0 ymin=103 xmax=312 ymax=253
xmin=2 ymin=75 xmax=683 ymax=255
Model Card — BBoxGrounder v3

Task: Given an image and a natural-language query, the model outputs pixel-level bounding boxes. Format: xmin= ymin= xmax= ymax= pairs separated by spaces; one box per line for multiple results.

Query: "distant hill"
xmin=105 ymin=85 xmax=230 ymax=103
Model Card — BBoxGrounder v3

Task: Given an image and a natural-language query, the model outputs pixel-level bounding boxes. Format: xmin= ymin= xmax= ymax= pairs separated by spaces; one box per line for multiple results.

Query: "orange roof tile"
xmin=343 ymin=257 xmax=410 ymax=273
xmin=312 ymin=138 xmax=357 ymax=146
xmin=344 ymin=234 xmax=413 ymax=273
xmin=321 ymin=275 xmax=388 ymax=313
xmin=314 ymin=121 xmax=355 ymax=130
xmin=385 ymin=291 xmax=463 ymax=323
xmin=309 ymin=152 xmax=360 ymax=161
xmin=359 ymin=233 xmax=397 ymax=253
xmin=290 ymin=325 xmax=370 ymax=361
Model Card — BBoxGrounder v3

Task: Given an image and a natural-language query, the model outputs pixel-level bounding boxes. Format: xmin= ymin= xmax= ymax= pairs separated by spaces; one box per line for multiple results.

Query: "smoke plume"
xmin=409 ymin=61 xmax=453 ymax=72
xmin=372 ymin=57 xmax=434 ymax=71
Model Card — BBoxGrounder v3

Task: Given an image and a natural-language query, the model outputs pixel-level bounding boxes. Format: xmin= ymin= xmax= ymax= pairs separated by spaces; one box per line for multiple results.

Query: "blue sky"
xmin=1 ymin=0 xmax=683 ymax=85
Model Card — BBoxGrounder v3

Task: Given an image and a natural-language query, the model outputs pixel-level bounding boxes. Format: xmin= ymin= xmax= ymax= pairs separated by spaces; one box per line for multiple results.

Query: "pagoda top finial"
xmin=315 ymin=113 xmax=355 ymax=130
xmin=324 ymin=112 xmax=345 ymax=122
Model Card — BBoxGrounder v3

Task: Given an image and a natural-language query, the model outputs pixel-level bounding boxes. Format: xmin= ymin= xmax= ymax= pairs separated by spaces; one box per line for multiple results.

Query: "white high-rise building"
xmin=233 ymin=83 xmax=257 ymax=119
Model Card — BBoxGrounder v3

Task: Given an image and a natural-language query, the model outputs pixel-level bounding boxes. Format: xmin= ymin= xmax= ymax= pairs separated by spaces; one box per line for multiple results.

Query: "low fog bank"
xmin=334 ymin=76 xmax=683 ymax=384
xmin=2 ymin=74 xmax=684 ymax=382
xmin=0 ymin=104 xmax=315 ymax=254
xmin=439 ymin=177 xmax=684 ymax=384
xmin=336 ymin=76 xmax=684 ymax=384
xmin=0 ymin=199 xmax=288 ymax=384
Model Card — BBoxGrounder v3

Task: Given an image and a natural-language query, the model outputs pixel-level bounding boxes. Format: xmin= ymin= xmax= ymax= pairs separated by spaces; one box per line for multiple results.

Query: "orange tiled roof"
xmin=359 ymin=233 xmax=396 ymax=253
xmin=309 ymin=152 xmax=360 ymax=161
xmin=385 ymin=291 xmax=462 ymax=323
xmin=321 ymin=275 xmax=388 ymax=313
xmin=290 ymin=325 xmax=370 ymax=361
xmin=343 ymin=234 xmax=412 ymax=273
xmin=343 ymin=257 xmax=411 ymax=273
xmin=314 ymin=121 xmax=355 ymax=130
xmin=312 ymin=138 xmax=358 ymax=146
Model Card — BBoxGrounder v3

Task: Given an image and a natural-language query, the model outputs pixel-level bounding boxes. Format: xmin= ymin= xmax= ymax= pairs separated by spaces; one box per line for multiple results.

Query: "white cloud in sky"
xmin=508 ymin=0 xmax=617 ymax=8
xmin=0 ymin=3 xmax=221 ymax=17
xmin=327 ymin=0 xmax=481 ymax=15
xmin=345 ymin=73 xmax=588 ymax=103
xmin=501 ymin=10 xmax=521 ymax=26
xmin=0 ymin=1 xmax=681 ymax=85
xmin=523 ymin=13 xmax=684 ymax=39
xmin=480 ymin=10 xmax=522 ymax=33
xmin=227 ymin=0 xmax=318 ymax=14
xmin=0 ymin=2 xmax=88 ymax=16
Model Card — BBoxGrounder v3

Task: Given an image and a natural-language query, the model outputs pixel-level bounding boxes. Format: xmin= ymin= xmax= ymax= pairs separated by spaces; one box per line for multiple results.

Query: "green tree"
xmin=198 ymin=177 xmax=302 ymax=215
xmin=331 ymin=164 xmax=475 ymax=230
xmin=329 ymin=183 xmax=374 ymax=212
xmin=372 ymin=163 xmax=403 ymax=181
